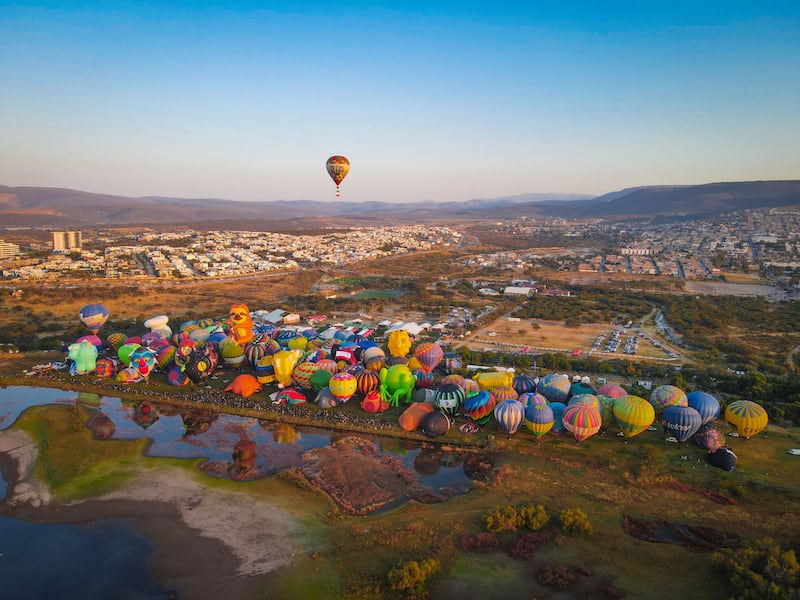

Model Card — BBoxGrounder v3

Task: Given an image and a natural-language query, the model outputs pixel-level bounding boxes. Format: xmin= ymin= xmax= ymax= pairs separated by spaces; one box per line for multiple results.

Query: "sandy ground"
xmin=0 ymin=428 xmax=310 ymax=598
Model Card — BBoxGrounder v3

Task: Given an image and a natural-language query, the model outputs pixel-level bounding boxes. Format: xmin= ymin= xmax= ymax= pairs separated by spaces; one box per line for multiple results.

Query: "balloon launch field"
xmin=1 ymin=378 xmax=798 ymax=599
xmin=467 ymin=318 xmax=681 ymax=360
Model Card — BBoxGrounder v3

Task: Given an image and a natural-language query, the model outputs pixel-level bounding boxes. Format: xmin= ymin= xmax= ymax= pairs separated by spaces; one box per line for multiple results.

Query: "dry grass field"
xmin=464 ymin=317 xmax=680 ymax=361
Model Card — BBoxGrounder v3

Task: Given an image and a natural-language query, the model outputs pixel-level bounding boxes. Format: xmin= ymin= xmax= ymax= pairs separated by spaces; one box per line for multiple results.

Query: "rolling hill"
xmin=0 ymin=180 xmax=798 ymax=228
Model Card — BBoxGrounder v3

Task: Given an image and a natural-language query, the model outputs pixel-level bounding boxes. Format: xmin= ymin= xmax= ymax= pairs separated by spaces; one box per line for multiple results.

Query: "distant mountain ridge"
xmin=0 ymin=180 xmax=798 ymax=228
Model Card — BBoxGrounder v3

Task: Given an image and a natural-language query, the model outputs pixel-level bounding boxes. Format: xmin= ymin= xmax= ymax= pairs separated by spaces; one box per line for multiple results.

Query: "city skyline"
xmin=1 ymin=1 xmax=798 ymax=203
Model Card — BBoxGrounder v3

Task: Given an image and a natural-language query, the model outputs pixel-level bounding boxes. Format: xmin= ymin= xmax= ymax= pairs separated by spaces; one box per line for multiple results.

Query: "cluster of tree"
xmin=513 ymin=286 xmax=659 ymax=324
xmin=712 ymin=539 xmax=799 ymax=599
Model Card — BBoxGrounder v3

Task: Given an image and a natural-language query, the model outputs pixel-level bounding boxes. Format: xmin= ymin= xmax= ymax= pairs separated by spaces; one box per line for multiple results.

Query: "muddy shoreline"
xmin=0 ymin=428 xmax=306 ymax=599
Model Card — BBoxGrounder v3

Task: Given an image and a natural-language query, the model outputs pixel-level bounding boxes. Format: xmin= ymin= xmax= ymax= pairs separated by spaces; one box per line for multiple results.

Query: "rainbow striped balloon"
xmin=562 ymin=403 xmax=602 ymax=442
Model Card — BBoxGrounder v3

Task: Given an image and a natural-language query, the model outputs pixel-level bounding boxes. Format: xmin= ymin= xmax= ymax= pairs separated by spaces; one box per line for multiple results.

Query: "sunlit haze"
xmin=1 ymin=1 xmax=798 ymax=202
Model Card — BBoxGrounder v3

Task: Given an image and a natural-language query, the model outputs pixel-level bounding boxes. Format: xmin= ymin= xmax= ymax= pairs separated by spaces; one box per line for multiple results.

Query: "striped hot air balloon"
xmin=458 ymin=378 xmax=480 ymax=398
xmin=292 ymin=361 xmax=320 ymax=389
xmin=354 ymin=369 xmax=380 ymax=396
xmin=492 ymin=386 xmax=519 ymax=403
xmin=463 ymin=390 xmax=495 ymax=425
xmin=512 ymin=374 xmax=537 ymax=395
xmin=435 ymin=382 xmax=466 ymax=418
xmin=562 ymin=403 xmax=602 ymax=442
xmin=613 ymin=395 xmax=655 ymax=439
xmin=725 ymin=400 xmax=768 ymax=439
xmin=494 ymin=399 xmax=525 ymax=435
xmin=414 ymin=342 xmax=444 ymax=372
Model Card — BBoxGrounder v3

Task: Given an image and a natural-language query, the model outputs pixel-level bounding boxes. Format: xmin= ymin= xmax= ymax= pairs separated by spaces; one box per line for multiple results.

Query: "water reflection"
xmin=0 ymin=386 xmax=485 ymax=495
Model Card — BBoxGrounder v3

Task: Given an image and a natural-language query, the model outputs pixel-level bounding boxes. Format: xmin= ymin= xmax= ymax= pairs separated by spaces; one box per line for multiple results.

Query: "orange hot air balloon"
xmin=326 ymin=155 xmax=350 ymax=196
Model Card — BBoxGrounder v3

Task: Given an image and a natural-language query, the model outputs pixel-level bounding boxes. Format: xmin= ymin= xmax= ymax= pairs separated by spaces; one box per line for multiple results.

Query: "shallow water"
xmin=0 ymin=386 xmax=475 ymax=492
xmin=0 ymin=515 xmax=175 ymax=599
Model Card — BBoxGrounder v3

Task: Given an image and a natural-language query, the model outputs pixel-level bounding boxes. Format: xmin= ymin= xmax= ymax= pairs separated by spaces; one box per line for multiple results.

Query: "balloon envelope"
xmin=79 ymin=304 xmax=109 ymax=334
xmin=562 ymin=403 xmax=602 ymax=442
xmin=662 ymin=405 xmax=702 ymax=442
xmin=494 ymin=399 xmax=525 ymax=435
xmin=686 ymin=391 xmax=721 ymax=425
xmin=649 ymin=385 xmax=688 ymax=412
xmin=524 ymin=403 xmax=554 ymax=438
xmin=707 ymin=447 xmax=738 ymax=471
xmin=537 ymin=373 xmax=570 ymax=403
xmin=613 ymin=395 xmax=655 ymax=439
xmin=326 ymin=155 xmax=350 ymax=195
xmin=725 ymin=400 xmax=768 ymax=439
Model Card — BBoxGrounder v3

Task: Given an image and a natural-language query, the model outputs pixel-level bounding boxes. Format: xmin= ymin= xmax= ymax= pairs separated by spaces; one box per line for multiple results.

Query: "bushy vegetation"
xmin=484 ymin=503 xmax=549 ymax=533
xmin=713 ymin=539 xmax=799 ymax=599
xmin=559 ymin=508 xmax=593 ymax=536
xmin=387 ymin=558 xmax=440 ymax=595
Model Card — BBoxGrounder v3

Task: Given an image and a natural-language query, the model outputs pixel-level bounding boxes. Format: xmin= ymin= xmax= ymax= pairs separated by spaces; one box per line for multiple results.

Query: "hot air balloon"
xmin=273 ymin=349 xmax=302 ymax=388
xmin=649 ymin=385 xmax=688 ymax=413
xmin=420 ymin=411 xmax=450 ymax=438
xmin=725 ymin=400 xmax=768 ymax=439
xmin=707 ymin=447 xmax=738 ymax=471
xmin=79 ymin=303 xmax=109 ymax=334
xmin=549 ymin=402 xmax=567 ymax=433
xmin=568 ymin=393 xmax=600 ymax=412
xmin=537 ymin=373 xmax=570 ymax=403
xmin=512 ymin=374 xmax=537 ymax=395
xmin=562 ymin=403 xmax=602 ymax=442
xmin=519 ymin=392 xmax=548 ymax=408
xmin=613 ymin=395 xmax=655 ymax=440
xmin=524 ymin=403 xmax=555 ymax=438
xmin=494 ymin=399 xmax=525 ymax=435
xmin=414 ymin=342 xmax=444 ymax=372
xmin=662 ymin=405 xmax=702 ymax=443
xmin=463 ymin=390 xmax=495 ymax=425
xmin=329 ymin=371 xmax=357 ymax=403
xmin=435 ymin=382 xmax=466 ymax=418
xmin=693 ymin=422 xmax=726 ymax=451
xmin=686 ymin=391 xmax=721 ymax=425
xmin=596 ymin=383 xmax=627 ymax=399
xmin=597 ymin=395 xmax=616 ymax=430
xmin=326 ymin=155 xmax=350 ymax=196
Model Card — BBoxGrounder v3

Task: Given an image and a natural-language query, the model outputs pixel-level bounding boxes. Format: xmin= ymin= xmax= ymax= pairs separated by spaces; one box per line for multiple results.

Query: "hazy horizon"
xmin=1 ymin=2 xmax=798 ymax=203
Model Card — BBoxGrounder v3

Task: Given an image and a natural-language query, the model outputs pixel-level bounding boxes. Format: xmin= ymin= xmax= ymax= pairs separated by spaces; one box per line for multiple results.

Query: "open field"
xmin=2 ymin=378 xmax=799 ymax=599
xmin=464 ymin=317 xmax=681 ymax=361
xmin=685 ymin=280 xmax=781 ymax=297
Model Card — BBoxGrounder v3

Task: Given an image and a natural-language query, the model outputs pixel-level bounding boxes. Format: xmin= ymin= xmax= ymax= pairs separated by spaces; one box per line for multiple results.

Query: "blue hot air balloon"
xmin=686 ymin=391 xmax=721 ymax=426
xmin=549 ymin=401 xmax=567 ymax=433
xmin=662 ymin=405 xmax=703 ymax=443
xmin=78 ymin=303 xmax=110 ymax=334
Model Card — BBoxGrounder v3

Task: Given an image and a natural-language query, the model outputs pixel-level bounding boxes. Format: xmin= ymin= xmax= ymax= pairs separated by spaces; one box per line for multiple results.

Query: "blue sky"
xmin=1 ymin=2 xmax=798 ymax=203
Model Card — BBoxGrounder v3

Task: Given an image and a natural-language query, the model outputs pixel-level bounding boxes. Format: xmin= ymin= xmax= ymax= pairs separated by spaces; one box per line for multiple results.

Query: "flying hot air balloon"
xmin=326 ymin=155 xmax=350 ymax=197
xmin=79 ymin=303 xmax=110 ymax=334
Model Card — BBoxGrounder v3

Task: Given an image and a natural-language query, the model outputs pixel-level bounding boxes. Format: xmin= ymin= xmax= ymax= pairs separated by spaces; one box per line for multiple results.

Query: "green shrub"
xmin=559 ymin=508 xmax=593 ymax=536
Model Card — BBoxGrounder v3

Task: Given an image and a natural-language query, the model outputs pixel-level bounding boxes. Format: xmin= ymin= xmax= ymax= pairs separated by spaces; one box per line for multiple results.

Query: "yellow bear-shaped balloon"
xmin=228 ymin=303 xmax=255 ymax=346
